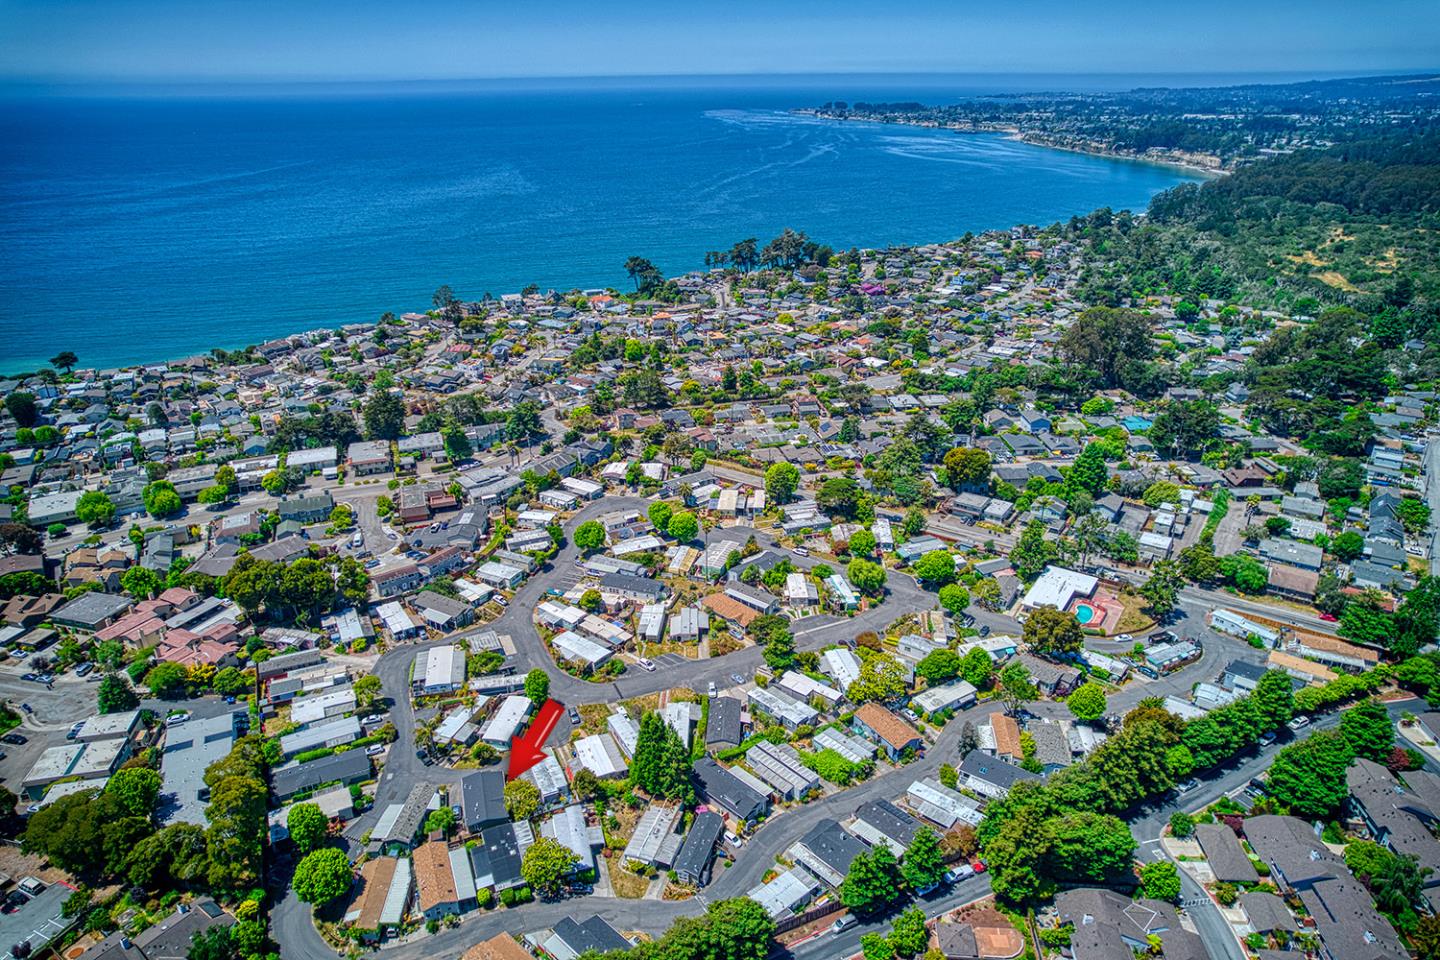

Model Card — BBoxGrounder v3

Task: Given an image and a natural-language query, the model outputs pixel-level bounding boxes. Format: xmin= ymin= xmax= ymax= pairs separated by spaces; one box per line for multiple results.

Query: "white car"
xmin=637 ymin=658 xmax=656 ymax=672
xmin=165 ymin=711 xmax=191 ymax=726
xmin=365 ymin=743 xmax=387 ymax=756
xmin=707 ymin=681 xmax=717 ymax=698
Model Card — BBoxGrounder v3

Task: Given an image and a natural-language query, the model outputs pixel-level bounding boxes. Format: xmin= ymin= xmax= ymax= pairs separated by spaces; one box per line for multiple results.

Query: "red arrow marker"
xmin=507 ymin=698 xmax=564 ymax=780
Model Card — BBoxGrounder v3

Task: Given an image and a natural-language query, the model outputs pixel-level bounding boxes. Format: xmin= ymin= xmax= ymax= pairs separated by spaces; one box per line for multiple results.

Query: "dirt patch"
xmin=1286 ymin=251 xmax=1329 ymax=268
xmin=1114 ymin=592 xmax=1155 ymax=635
xmin=577 ymin=703 xmax=611 ymax=736
xmin=607 ymin=857 xmax=651 ymax=899
xmin=1315 ymin=271 xmax=1360 ymax=292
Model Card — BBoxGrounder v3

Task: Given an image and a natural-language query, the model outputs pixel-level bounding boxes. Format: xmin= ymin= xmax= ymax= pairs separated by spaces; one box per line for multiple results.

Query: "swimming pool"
xmin=1074 ymin=603 xmax=1098 ymax=625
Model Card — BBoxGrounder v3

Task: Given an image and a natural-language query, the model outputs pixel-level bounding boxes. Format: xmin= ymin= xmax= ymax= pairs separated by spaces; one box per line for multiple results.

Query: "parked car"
xmin=730 ymin=673 xmax=745 ymax=685
xmin=568 ymin=707 xmax=581 ymax=725
xmin=945 ymin=865 xmax=975 ymax=883
xmin=830 ymin=915 xmax=858 ymax=934
xmin=66 ymin=721 xmax=84 ymax=740
xmin=1 ymin=734 xmax=27 ymax=746
xmin=1287 ymin=715 xmax=1311 ymax=730
xmin=707 ymin=682 xmax=717 ymax=698
xmin=1258 ymin=731 xmax=1277 ymax=746
xmin=165 ymin=711 xmax=191 ymax=726
xmin=74 ymin=662 xmax=94 ymax=677
xmin=362 ymin=714 xmax=386 ymax=726
xmin=637 ymin=658 xmax=656 ymax=672
xmin=365 ymin=743 xmax=387 ymax=756
xmin=793 ymin=546 xmax=809 ymax=558
xmin=1248 ymin=777 xmax=1268 ymax=795
xmin=19 ymin=673 xmax=37 ymax=683
xmin=1176 ymin=779 xmax=1200 ymax=794
xmin=494 ymin=596 xmax=508 ymax=607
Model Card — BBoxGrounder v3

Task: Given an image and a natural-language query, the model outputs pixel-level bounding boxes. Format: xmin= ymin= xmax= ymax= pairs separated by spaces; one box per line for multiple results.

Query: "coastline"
xmin=794 ymin=108 xmax=1227 ymax=178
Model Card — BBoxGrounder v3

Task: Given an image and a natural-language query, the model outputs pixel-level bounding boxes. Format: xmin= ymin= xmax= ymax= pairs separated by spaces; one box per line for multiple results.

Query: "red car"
xmin=1319 ymin=612 xmax=1338 ymax=622
xmin=971 ymin=860 xmax=987 ymax=874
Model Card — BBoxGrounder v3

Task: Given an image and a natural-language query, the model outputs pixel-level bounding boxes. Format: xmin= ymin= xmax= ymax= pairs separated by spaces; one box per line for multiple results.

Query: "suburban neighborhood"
xmin=2 ymin=226 xmax=1440 ymax=960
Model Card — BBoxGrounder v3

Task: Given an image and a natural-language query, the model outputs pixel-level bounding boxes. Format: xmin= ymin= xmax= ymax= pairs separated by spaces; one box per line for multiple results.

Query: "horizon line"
xmin=4 ymin=67 xmax=1438 ymax=89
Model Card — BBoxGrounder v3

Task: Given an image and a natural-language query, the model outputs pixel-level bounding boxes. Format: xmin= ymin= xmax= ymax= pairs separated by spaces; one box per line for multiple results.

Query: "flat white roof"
xmin=1021 ymin=566 xmax=1097 ymax=610
xmin=479 ymin=695 xmax=532 ymax=746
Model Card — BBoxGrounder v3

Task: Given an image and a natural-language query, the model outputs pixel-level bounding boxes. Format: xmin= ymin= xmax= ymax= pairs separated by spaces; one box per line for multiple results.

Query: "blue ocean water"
xmin=0 ymin=77 xmax=1204 ymax=371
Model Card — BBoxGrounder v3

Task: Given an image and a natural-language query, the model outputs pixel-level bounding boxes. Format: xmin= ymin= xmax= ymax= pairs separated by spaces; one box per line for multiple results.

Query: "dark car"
xmin=1 ymin=734 xmax=27 ymax=745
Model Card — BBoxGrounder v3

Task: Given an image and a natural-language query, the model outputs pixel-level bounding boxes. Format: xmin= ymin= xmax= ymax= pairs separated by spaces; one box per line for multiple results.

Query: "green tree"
xmin=1139 ymin=860 xmax=1182 ymax=901
xmin=817 ymin=477 xmax=864 ymax=519
xmin=1065 ymin=444 xmax=1109 ymax=496
xmin=75 ymin=491 xmax=116 ymax=527
xmin=1267 ymin=731 xmax=1354 ymax=818
xmin=144 ymin=661 xmax=188 ymax=698
xmin=1251 ymin=668 xmax=1295 ymax=731
xmin=4 ymin=392 xmax=38 ymax=428
xmin=363 ymin=390 xmax=405 ymax=440
xmin=1397 ymin=497 xmax=1432 ymax=536
xmin=142 ymin=480 xmax=182 ymax=518
xmin=286 ymin=802 xmax=328 ymax=854
xmin=1067 ymin=682 xmax=1108 ymax=722
xmin=202 ymin=736 xmax=268 ymax=889
xmin=1370 ymin=852 xmax=1430 ymax=916
xmin=998 ymin=662 xmax=1036 ymax=716
xmin=847 ymin=558 xmax=887 ymax=597
xmin=1139 ymin=560 xmax=1185 ymax=619
xmin=848 ymin=528 xmax=878 ymax=558
xmin=860 ymin=933 xmax=895 ymax=960
xmin=647 ymin=501 xmax=673 ymax=532
xmin=1339 ymin=697 xmax=1395 ymax=762
xmin=764 ymin=462 xmax=801 ymax=504
xmin=1056 ymin=306 xmax=1153 ymax=389
xmin=666 ymin=510 xmax=699 ymax=541
xmin=841 ymin=844 xmax=903 ymax=916
xmin=847 ymin=653 xmax=908 ymax=704
xmin=1169 ymin=812 xmax=1195 ymax=838
xmin=629 ymin=712 xmax=695 ymax=804
xmin=959 ymin=647 xmax=994 ymax=688
xmin=292 ymin=848 xmax=352 ymax=905
xmin=520 ymin=835 xmax=581 ymax=898
xmin=1022 ymin=606 xmax=1084 ymax=658
xmin=121 ymin=566 xmax=164 ymax=600
xmin=887 ymin=906 xmax=929 ymax=958
xmin=937 ymin=583 xmax=969 ymax=615
xmin=97 ymin=674 xmax=139 ymax=714
xmin=503 ymin=778 xmax=541 ymax=821
xmin=50 ymin=351 xmax=78 ymax=374
xmin=196 ymin=485 xmax=229 ymax=505
xmin=524 ymin=668 xmax=551 ymax=704
xmin=424 ymin=806 xmax=456 ymax=836
xmin=915 ymin=648 xmax=961 ymax=685
xmin=1008 ymin=520 xmax=1056 ymax=580
xmin=943 ymin=447 xmax=992 ymax=491
xmin=901 ymin=826 xmax=946 ymax=891
xmin=187 ymin=926 xmax=234 ymax=960
xmin=573 ymin=520 xmax=605 ymax=551
xmin=911 ymin=550 xmax=956 ymax=586
xmin=106 ymin=767 xmax=161 ymax=819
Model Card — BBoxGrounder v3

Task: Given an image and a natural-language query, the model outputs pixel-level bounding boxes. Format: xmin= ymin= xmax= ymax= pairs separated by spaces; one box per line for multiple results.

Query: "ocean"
xmin=0 ymin=75 xmax=1207 ymax=371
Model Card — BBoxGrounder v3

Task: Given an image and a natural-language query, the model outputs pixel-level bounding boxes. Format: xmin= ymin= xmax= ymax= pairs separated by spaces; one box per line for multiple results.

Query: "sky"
xmin=0 ymin=0 xmax=1436 ymax=83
